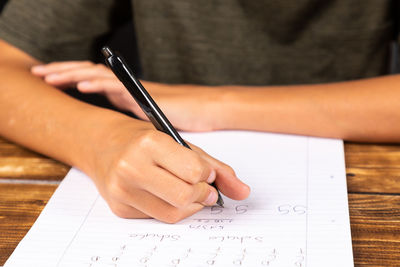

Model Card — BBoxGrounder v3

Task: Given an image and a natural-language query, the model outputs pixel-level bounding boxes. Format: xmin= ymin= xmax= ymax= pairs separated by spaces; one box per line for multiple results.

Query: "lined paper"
xmin=5 ymin=131 xmax=353 ymax=267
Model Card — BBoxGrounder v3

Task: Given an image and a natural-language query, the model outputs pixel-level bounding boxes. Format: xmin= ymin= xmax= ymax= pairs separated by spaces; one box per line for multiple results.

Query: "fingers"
xmin=121 ymin=161 xmax=218 ymax=208
xmin=118 ymin=187 xmax=204 ymax=223
xmin=191 ymin=144 xmax=251 ymax=200
xmin=77 ymin=78 xmax=124 ymax=93
xmin=106 ymin=164 xmax=210 ymax=223
xmin=31 ymin=60 xmax=145 ymax=116
xmin=45 ymin=65 xmax=113 ymax=88
xmin=107 ymin=192 xmax=203 ymax=223
xmin=31 ymin=61 xmax=114 ymax=89
xmin=31 ymin=61 xmax=94 ymax=76
xmin=166 ymin=177 xmax=218 ymax=207
xmin=121 ymin=132 xmax=219 ymax=205
xmin=150 ymin=134 xmax=217 ymax=185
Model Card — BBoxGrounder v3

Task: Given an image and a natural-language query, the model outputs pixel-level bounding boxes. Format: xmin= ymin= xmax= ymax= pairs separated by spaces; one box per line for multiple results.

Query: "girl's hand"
xmin=32 ymin=61 xmax=230 ymax=132
xmin=88 ymin=119 xmax=250 ymax=223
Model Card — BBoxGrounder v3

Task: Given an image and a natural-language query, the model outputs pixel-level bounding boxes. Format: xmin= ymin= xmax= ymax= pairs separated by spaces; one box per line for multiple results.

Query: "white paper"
xmin=5 ymin=131 xmax=353 ymax=267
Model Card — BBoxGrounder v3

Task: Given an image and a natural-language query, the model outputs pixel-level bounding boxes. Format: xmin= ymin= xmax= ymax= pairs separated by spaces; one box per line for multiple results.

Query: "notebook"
xmin=5 ymin=131 xmax=353 ymax=267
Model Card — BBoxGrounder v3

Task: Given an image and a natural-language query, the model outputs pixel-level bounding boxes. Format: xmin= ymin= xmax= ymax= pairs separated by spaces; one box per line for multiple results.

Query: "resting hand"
xmin=32 ymin=61 xmax=229 ymax=131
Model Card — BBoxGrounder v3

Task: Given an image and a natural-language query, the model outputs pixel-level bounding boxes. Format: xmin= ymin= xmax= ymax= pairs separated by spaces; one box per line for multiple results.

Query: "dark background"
xmin=0 ymin=0 xmax=140 ymax=114
xmin=0 ymin=0 xmax=7 ymax=12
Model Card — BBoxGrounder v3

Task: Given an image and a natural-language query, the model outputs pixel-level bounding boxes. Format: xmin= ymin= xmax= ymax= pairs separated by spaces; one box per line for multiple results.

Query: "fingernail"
xmin=78 ymin=81 xmax=91 ymax=89
xmin=203 ymin=190 xmax=217 ymax=206
xmin=207 ymin=169 xmax=216 ymax=183
xmin=31 ymin=65 xmax=45 ymax=73
xmin=45 ymin=74 xmax=59 ymax=81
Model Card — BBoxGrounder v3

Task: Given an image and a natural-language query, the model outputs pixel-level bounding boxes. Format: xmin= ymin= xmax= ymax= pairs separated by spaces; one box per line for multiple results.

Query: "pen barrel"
xmin=104 ymin=52 xmax=188 ymax=148
xmin=102 ymin=46 xmax=223 ymax=206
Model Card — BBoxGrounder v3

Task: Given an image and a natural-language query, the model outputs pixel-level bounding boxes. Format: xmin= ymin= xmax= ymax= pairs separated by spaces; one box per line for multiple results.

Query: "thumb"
xmin=190 ymin=145 xmax=251 ymax=201
xmin=214 ymin=166 xmax=250 ymax=201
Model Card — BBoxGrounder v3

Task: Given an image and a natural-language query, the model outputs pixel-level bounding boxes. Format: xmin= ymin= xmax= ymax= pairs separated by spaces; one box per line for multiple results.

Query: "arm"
xmin=219 ymin=76 xmax=400 ymax=142
xmin=0 ymin=40 xmax=102 ymax=170
xmin=34 ymin=61 xmax=400 ymax=142
xmin=0 ymin=40 xmax=250 ymax=222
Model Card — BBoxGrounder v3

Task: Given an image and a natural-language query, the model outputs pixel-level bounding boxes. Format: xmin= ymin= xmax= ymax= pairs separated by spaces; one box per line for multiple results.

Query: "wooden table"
xmin=0 ymin=137 xmax=399 ymax=266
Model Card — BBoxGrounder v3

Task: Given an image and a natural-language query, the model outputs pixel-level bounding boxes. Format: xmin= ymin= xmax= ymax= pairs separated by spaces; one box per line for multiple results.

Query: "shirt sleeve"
xmin=0 ymin=0 xmax=118 ymax=62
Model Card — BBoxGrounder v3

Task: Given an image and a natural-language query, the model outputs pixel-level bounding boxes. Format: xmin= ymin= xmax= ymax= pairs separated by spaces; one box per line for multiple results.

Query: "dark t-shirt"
xmin=0 ymin=0 xmax=396 ymax=85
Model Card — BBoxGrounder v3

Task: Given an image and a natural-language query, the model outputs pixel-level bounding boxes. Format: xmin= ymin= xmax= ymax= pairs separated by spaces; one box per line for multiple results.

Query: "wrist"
xmin=213 ymin=85 xmax=246 ymax=130
xmin=72 ymin=109 xmax=151 ymax=179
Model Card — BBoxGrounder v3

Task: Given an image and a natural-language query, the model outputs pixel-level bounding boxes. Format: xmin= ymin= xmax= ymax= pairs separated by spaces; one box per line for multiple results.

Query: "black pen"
xmin=102 ymin=46 xmax=224 ymax=207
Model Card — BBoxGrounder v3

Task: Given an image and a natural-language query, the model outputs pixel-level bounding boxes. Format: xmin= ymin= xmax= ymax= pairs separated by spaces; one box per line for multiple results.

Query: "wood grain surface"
xmin=0 ymin=184 xmax=58 ymax=263
xmin=0 ymin=137 xmax=399 ymax=266
xmin=0 ymin=138 xmax=69 ymax=181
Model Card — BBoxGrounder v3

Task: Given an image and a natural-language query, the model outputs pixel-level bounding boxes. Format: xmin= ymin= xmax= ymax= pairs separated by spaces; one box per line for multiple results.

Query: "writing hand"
xmin=84 ymin=119 xmax=250 ymax=223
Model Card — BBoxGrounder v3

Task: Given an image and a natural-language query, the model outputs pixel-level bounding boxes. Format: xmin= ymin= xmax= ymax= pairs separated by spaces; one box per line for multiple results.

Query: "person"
xmin=0 ymin=1 xmax=398 ymax=222
xmin=0 ymin=0 xmax=251 ymax=223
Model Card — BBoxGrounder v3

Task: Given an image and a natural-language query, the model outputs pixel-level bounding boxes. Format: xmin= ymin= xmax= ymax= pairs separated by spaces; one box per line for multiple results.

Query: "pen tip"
xmin=216 ymin=196 xmax=224 ymax=207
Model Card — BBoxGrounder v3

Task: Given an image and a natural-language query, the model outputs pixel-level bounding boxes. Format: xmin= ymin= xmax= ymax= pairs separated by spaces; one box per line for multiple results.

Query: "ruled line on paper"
xmin=56 ymin=195 xmax=100 ymax=266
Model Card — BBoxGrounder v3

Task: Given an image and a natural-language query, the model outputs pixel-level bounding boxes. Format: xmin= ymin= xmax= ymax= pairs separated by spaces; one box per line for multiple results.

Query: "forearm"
xmin=30 ymin=59 xmax=400 ymax=142
xmin=0 ymin=63 xmax=133 ymax=177
xmin=220 ymin=75 xmax=400 ymax=142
